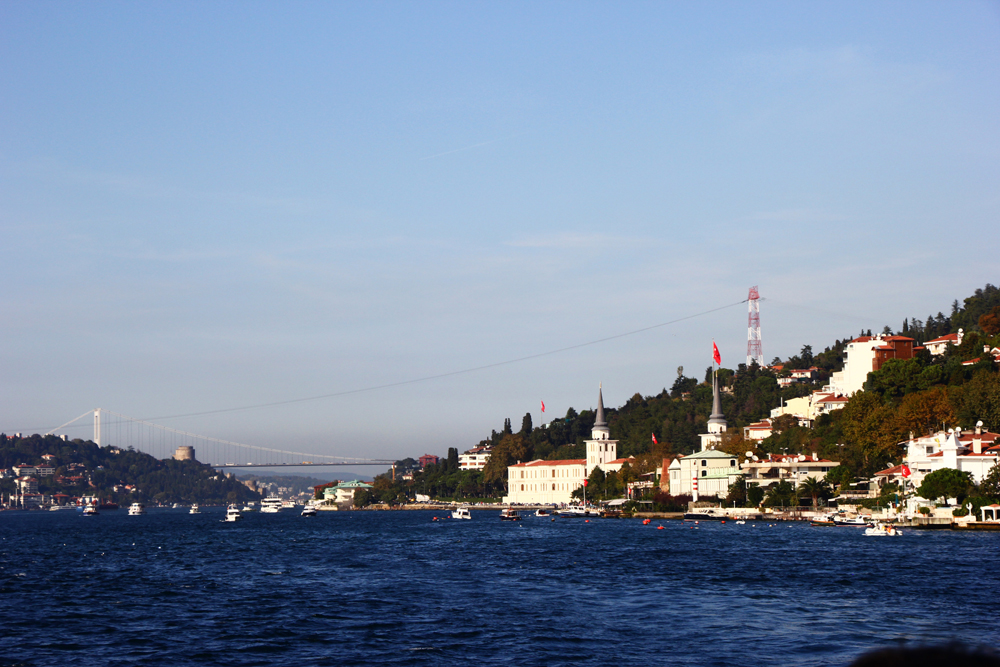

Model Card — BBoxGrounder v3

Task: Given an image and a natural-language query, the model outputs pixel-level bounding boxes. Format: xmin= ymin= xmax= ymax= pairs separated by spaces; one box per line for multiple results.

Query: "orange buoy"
xmin=657 ymin=525 xmax=664 ymax=530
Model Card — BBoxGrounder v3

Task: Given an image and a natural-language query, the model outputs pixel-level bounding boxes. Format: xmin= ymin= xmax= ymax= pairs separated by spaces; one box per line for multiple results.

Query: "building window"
xmin=552 ymin=484 xmax=555 ymax=491
xmin=701 ymin=470 xmax=707 ymax=477
xmin=730 ymin=460 xmax=736 ymax=467
xmin=701 ymin=460 xmax=707 ymax=467
xmin=520 ymin=484 xmax=524 ymax=491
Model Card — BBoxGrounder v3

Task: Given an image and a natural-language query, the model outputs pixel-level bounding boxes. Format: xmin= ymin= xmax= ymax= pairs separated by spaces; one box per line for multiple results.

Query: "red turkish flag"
xmin=901 ymin=464 xmax=911 ymax=478
xmin=713 ymin=341 xmax=721 ymax=365
xmin=583 ymin=479 xmax=588 ymax=487
xmin=540 ymin=400 xmax=545 ymax=413
xmin=652 ymin=433 xmax=658 ymax=445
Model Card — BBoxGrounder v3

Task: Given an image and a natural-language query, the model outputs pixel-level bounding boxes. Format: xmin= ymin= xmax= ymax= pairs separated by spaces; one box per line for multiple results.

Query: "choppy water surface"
xmin=1 ymin=509 xmax=997 ymax=666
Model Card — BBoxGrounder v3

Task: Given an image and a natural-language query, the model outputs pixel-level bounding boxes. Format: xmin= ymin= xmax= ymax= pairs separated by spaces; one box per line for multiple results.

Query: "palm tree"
xmin=798 ymin=477 xmax=831 ymax=509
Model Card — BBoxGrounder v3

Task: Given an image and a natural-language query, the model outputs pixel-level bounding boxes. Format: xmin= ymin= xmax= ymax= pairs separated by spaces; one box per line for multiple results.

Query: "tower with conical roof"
xmin=700 ymin=368 xmax=728 ymax=451
xmin=586 ymin=384 xmax=618 ymax=471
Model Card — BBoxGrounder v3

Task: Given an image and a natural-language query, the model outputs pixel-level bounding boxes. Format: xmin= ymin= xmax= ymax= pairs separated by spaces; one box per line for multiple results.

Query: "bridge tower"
xmin=93 ymin=408 xmax=102 ymax=446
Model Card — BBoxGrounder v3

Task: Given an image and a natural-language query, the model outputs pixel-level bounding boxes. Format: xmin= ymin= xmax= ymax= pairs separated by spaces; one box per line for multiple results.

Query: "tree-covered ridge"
xmin=356 ymin=283 xmax=1000 ymax=506
xmin=0 ymin=433 xmax=260 ymax=505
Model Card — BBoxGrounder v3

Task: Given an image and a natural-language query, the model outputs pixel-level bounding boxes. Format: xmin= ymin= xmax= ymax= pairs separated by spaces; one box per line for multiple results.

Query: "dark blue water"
xmin=1 ymin=509 xmax=997 ymax=666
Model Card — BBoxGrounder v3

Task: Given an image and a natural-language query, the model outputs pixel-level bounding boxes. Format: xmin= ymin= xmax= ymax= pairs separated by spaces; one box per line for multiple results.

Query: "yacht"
xmin=534 ymin=509 xmax=551 ymax=517
xmin=301 ymin=505 xmax=318 ymax=517
xmin=452 ymin=507 xmax=472 ymax=520
xmin=683 ymin=507 xmax=729 ymax=521
xmin=260 ymin=497 xmax=284 ymax=514
xmin=83 ymin=504 xmax=98 ymax=516
xmin=128 ymin=503 xmax=146 ymax=516
xmin=189 ymin=504 xmax=201 ymax=514
xmin=223 ymin=504 xmax=242 ymax=522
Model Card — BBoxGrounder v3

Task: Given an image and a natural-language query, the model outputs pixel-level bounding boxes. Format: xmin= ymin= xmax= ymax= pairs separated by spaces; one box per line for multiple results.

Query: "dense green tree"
xmin=917 ymin=468 xmax=974 ymax=504
xmin=762 ymin=480 xmax=796 ymax=507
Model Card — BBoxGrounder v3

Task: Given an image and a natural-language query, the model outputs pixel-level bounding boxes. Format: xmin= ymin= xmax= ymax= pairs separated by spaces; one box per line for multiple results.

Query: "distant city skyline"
xmin=2 ymin=2 xmax=998 ymax=459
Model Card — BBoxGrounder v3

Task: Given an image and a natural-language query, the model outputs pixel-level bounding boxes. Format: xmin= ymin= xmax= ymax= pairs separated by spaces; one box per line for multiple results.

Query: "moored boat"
xmin=557 ymin=505 xmax=599 ymax=518
xmin=500 ymin=508 xmax=521 ymax=521
xmin=534 ymin=509 xmax=551 ymax=517
xmin=683 ymin=508 xmax=729 ymax=521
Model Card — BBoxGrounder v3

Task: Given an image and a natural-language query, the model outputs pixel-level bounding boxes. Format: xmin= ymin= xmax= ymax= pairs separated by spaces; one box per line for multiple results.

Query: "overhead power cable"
xmin=138 ymin=298 xmax=748 ymax=422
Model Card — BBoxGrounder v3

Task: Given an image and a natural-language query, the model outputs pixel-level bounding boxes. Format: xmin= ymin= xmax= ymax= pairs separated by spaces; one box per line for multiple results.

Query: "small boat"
xmin=128 ymin=503 xmax=146 ymax=516
xmin=223 ymin=504 xmax=242 ymax=522
xmin=49 ymin=505 xmax=76 ymax=511
xmin=557 ymin=506 xmax=599 ymax=518
xmin=500 ymin=508 xmax=521 ymax=521
xmin=865 ymin=522 xmax=902 ymax=537
xmin=452 ymin=507 xmax=472 ymax=520
xmin=83 ymin=505 xmax=98 ymax=516
xmin=189 ymin=504 xmax=201 ymax=514
xmin=534 ymin=509 xmax=551 ymax=517
xmin=171 ymin=503 xmax=181 ymax=509
xmin=301 ymin=505 xmax=318 ymax=517
xmin=241 ymin=503 xmax=256 ymax=512
xmin=735 ymin=520 xmax=746 ymax=525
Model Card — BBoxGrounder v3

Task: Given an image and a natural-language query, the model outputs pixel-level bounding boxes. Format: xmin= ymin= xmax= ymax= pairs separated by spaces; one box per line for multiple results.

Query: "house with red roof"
xmin=924 ymin=330 xmax=964 ymax=356
xmin=901 ymin=422 xmax=1000 ymax=493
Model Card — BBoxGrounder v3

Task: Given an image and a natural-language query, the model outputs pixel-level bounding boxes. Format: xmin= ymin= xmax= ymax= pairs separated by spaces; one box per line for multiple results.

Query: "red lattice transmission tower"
xmin=746 ymin=286 xmax=763 ymax=368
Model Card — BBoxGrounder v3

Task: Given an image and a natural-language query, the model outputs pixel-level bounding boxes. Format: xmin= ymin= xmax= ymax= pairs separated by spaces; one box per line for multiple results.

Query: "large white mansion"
xmin=503 ymin=386 xmax=632 ymax=505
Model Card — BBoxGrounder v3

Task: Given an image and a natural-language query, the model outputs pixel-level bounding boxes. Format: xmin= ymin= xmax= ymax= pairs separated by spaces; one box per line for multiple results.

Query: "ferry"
xmin=260 ymin=497 xmax=284 ymax=513
xmin=223 ymin=504 xmax=242 ymax=522
xmin=128 ymin=503 xmax=146 ymax=516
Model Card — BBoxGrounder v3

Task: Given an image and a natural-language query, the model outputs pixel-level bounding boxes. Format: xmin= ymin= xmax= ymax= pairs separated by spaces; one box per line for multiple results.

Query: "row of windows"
xmin=517 ymin=483 xmax=580 ymax=492
xmin=512 ymin=468 xmax=582 ymax=479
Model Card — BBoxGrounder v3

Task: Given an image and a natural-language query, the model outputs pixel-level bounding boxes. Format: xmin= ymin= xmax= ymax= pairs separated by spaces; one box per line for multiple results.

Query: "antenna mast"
xmin=746 ymin=286 xmax=763 ymax=367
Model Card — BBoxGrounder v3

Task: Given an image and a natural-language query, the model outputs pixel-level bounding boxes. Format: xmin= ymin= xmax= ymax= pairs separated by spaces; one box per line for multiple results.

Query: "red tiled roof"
xmin=875 ymin=464 xmax=908 ymax=476
xmin=926 ymin=333 xmax=961 ymax=344
xmin=816 ymin=395 xmax=848 ymax=403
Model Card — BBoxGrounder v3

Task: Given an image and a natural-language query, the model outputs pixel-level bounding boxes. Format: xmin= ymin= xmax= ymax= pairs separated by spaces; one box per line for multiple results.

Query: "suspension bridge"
xmin=44 ymin=409 xmax=395 ymax=469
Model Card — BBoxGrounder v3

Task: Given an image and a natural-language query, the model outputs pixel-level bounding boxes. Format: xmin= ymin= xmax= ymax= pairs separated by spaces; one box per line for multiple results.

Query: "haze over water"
xmin=2 ymin=510 xmax=996 ymax=666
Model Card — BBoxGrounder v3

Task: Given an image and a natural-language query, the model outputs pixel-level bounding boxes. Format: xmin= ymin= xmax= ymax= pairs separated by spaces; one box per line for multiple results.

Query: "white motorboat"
xmin=534 ymin=509 xmax=551 ymax=517
xmin=189 ymin=504 xmax=201 ymax=514
xmin=452 ymin=507 xmax=472 ymax=520
xmin=557 ymin=505 xmax=599 ymax=518
xmin=82 ymin=505 xmax=98 ymax=516
xmin=223 ymin=504 xmax=242 ymax=522
xmin=865 ymin=522 xmax=902 ymax=536
xmin=301 ymin=505 xmax=318 ymax=517
xmin=128 ymin=503 xmax=146 ymax=516
xmin=260 ymin=497 xmax=283 ymax=513
xmin=49 ymin=505 xmax=76 ymax=511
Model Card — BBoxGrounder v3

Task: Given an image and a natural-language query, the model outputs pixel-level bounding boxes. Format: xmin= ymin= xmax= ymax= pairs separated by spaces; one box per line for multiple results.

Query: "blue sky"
xmin=2 ymin=2 xmax=998 ymax=460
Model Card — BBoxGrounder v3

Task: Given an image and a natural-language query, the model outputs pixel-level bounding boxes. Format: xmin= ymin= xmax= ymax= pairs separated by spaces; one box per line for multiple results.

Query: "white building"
xmin=321 ymin=480 xmax=374 ymax=505
xmin=828 ymin=334 xmax=915 ymax=397
xmin=900 ymin=423 xmax=1000 ymax=491
xmin=666 ymin=450 xmax=742 ymax=499
xmin=458 ymin=446 xmax=492 ymax=471
xmin=924 ymin=330 xmax=963 ymax=356
xmin=741 ymin=453 xmax=839 ymax=490
xmin=503 ymin=386 xmax=632 ymax=505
